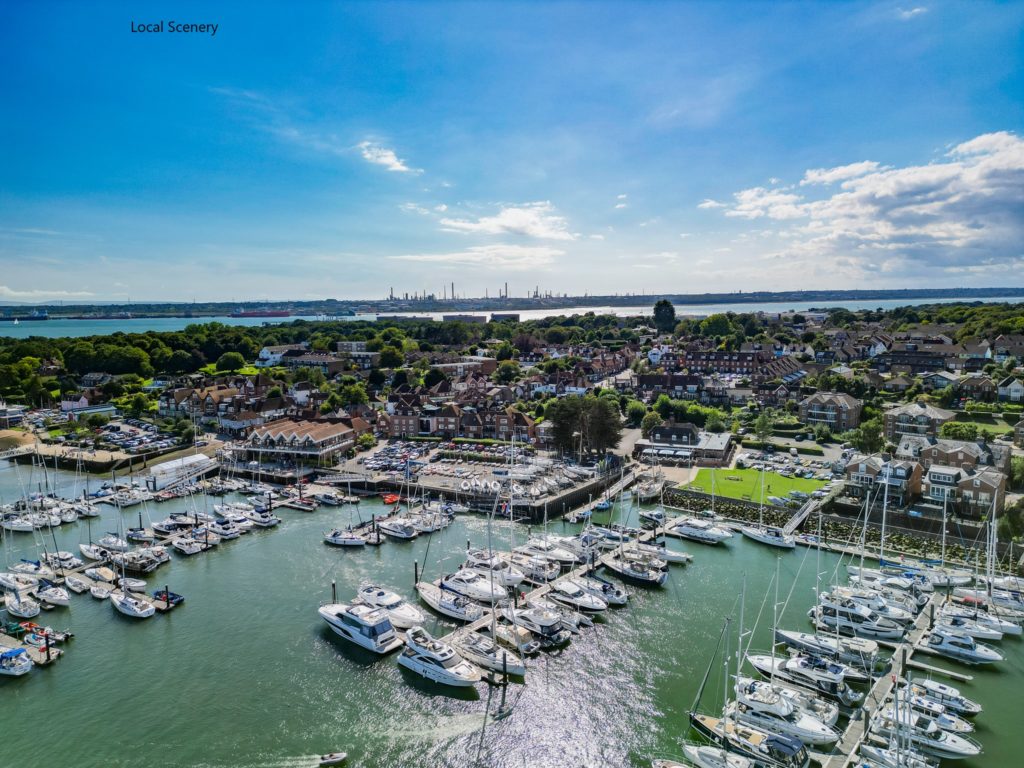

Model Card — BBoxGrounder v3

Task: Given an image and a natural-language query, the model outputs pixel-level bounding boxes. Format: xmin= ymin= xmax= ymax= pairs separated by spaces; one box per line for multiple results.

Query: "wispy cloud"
xmin=389 ymin=244 xmax=562 ymax=270
xmin=800 ymin=160 xmax=883 ymax=185
xmin=357 ymin=141 xmax=419 ymax=173
xmin=0 ymin=285 xmax=95 ymax=301
xmin=697 ymin=199 xmax=726 ymax=209
xmin=399 ymin=202 xmax=430 ymax=215
xmin=897 ymin=7 xmax=928 ymax=20
xmin=439 ymin=202 xmax=575 ymax=240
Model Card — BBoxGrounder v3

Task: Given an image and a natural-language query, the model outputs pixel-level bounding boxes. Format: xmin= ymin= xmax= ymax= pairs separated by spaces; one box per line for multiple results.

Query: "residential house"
xmin=0 ymin=400 xmax=27 ymax=427
xmin=883 ymin=401 xmax=954 ymax=441
xmin=80 ymin=372 xmax=114 ymax=388
xmin=244 ymin=418 xmax=357 ymax=464
xmin=1015 ymin=417 xmax=1024 ymax=448
xmin=798 ymin=392 xmax=863 ymax=432
xmin=997 ymin=376 xmax=1024 ymax=403
xmin=255 ymin=344 xmax=308 ymax=367
xmin=844 ymin=454 xmax=923 ymax=508
xmin=957 ymin=374 xmax=997 ymax=402
xmin=920 ymin=465 xmax=1007 ymax=517
xmin=895 ymin=435 xmax=1011 ymax=475
xmin=920 ymin=371 xmax=959 ymax=391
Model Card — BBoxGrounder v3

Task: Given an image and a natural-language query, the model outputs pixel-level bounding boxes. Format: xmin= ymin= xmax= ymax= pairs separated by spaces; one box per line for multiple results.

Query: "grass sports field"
xmin=685 ymin=467 xmax=826 ymax=504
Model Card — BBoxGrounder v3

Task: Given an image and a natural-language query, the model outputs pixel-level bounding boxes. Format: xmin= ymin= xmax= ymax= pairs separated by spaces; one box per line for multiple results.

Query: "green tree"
xmin=357 ymin=432 xmax=376 ymax=450
xmin=654 ymin=394 xmax=673 ymax=419
xmin=378 ymin=346 xmax=404 ymax=368
xmin=423 ymin=368 xmax=447 ymax=388
xmin=216 ymin=351 xmax=246 ymax=372
xmin=641 ymin=411 xmax=662 ymax=438
xmin=128 ymin=392 xmax=150 ymax=417
xmin=755 ymin=409 xmax=773 ymax=443
xmin=699 ymin=313 xmax=734 ymax=338
xmin=653 ymin=299 xmax=676 ymax=333
xmin=940 ymin=421 xmax=979 ymax=441
xmin=626 ymin=400 xmax=648 ymax=427
xmin=495 ymin=360 xmax=520 ymax=384
xmin=852 ymin=416 xmax=884 ymax=454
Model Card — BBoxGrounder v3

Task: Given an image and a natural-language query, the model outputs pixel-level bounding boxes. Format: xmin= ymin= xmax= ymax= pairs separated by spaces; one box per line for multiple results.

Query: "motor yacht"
xmin=568 ymin=574 xmax=629 ymax=605
xmin=735 ymin=676 xmax=839 ymax=727
xmin=857 ymin=743 xmax=935 ymax=768
xmin=464 ymin=550 xmax=525 ymax=587
xmin=774 ymin=630 xmax=881 ymax=673
xmin=514 ymin=537 xmax=578 ymax=566
xmin=623 ymin=541 xmax=692 ymax=565
xmin=665 ymin=517 xmax=733 ymax=545
xmin=442 ymin=570 xmax=507 ymax=603
xmin=746 ymin=653 xmax=863 ymax=707
xmin=923 ymin=629 xmax=1002 ymax=665
xmin=415 ymin=581 xmax=485 ymax=622
xmin=377 ymin=518 xmax=419 ymax=540
xmin=938 ymin=604 xmax=1021 ymax=636
xmin=727 ymin=690 xmax=840 ymax=746
xmin=826 ymin=586 xmax=914 ymax=624
xmin=548 ymin=579 xmax=608 ymax=612
xmin=207 ymin=519 xmax=242 ymax=540
xmin=933 ymin=614 xmax=1003 ymax=641
xmin=240 ymin=508 xmax=280 ymax=528
xmin=318 ymin=602 xmax=403 ymax=654
xmin=809 ymin=601 xmax=905 ymax=641
xmin=874 ymin=714 xmax=981 ymax=760
xmin=501 ymin=604 xmax=571 ymax=647
xmin=356 ymin=584 xmax=426 ymax=629
xmin=500 ymin=552 xmax=560 ymax=582
xmin=397 ymin=626 xmax=481 ymax=687
xmin=882 ymin=694 xmax=974 ymax=734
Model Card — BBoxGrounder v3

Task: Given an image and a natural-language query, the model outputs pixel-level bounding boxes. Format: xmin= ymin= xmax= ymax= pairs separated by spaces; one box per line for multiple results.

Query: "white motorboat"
xmin=500 ymin=604 xmax=571 ymax=648
xmin=85 ymin=566 xmax=117 ymax=583
xmin=0 ymin=648 xmax=34 ymax=676
xmin=904 ymin=679 xmax=982 ymax=716
xmin=377 ymin=518 xmax=419 ymax=540
xmin=172 ymin=538 xmax=208 ymax=556
xmin=735 ymin=676 xmax=839 ymax=727
xmin=638 ymin=507 xmax=666 ymax=526
xmin=356 ymin=584 xmax=426 ymax=629
xmin=923 ymin=628 xmax=1003 ymax=665
xmin=514 ymin=537 xmax=578 ymax=566
xmin=500 ymin=552 xmax=560 ymax=582
xmin=464 ymin=549 xmax=525 ymax=587
xmin=601 ymin=552 xmax=668 ymax=586
xmin=318 ymin=602 xmax=403 ymax=654
xmin=740 ymin=525 xmax=796 ymax=549
xmin=240 ymin=509 xmax=280 ymax=528
xmin=568 ymin=574 xmax=628 ymax=605
xmin=415 ymin=581 xmax=485 ymax=622
xmin=447 ymin=629 xmax=526 ymax=676
xmin=809 ymin=601 xmax=905 ymax=640
xmin=849 ymin=565 xmax=933 ymax=594
xmin=318 ymin=752 xmax=348 ymax=766
xmin=397 ymin=626 xmax=481 ymax=687
xmin=824 ymin=587 xmax=914 ymax=625
xmin=90 ymin=584 xmax=112 ymax=599
xmin=41 ymin=551 xmax=83 ymax=571
xmin=207 ymin=519 xmax=242 ymax=540
xmin=939 ymin=604 xmax=1021 ymax=636
xmin=666 ymin=517 xmax=733 ymax=545
xmin=934 ymin=614 xmax=1003 ymax=641
xmin=746 ymin=653 xmax=863 ymax=707
xmin=111 ymin=591 xmax=156 ymax=618
xmin=313 ymin=492 xmax=344 ymax=506
xmin=324 ymin=528 xmax=366 ymax=547
xmin=71 ymin=500 xmax=101 ymax=518
xmin=774 ymin=630 xmax=880 ymax=673
xmin=874 ymin=714 xmax=982 ymax=760
xmin=4 ymin=593 xmax=40 ymax=618
xmin=10 ymin=560 xmax=56 ymax=580
xmin=858 ymin=744 xmax=934 ymax=768
xmin=549 ymin=579 xmax=608 ymax=612
xmin=442 ymin=571 xmax=507 ymax=603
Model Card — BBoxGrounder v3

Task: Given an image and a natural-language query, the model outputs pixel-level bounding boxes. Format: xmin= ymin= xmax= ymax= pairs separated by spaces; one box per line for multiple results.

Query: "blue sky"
xmin=1 ymin=1 xmax=1021 ymax=303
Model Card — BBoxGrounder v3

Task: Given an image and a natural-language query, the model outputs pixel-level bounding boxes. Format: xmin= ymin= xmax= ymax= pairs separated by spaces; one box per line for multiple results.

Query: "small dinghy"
xmin=319 ymin=752 xmax=348 ymax=766
xmin=91 ymin=584 xmax=112 ymax=600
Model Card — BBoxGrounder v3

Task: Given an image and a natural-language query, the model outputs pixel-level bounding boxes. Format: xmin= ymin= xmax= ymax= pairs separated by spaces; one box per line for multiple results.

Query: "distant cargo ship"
xmin=0 ymin=309 xmax=49 ymax=322
xmin=229 ymin=307 xmax=291 ymax=318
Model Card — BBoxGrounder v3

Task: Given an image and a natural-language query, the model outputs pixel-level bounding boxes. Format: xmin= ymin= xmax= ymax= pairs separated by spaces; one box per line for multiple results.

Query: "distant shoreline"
xmin=3 ymin=287 xmax=1024 ymax=319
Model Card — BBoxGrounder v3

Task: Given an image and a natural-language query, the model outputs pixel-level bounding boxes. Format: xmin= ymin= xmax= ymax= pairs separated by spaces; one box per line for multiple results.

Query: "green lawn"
xmin=952 ymin=413 xmax=1013 ymax=438
xmin=685 ymin=467 xmax=826 ymax=504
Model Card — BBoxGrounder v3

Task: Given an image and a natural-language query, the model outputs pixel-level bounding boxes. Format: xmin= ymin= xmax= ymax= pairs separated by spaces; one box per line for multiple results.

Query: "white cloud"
xmin=434 ymin=204 xmax=448 ymax=212
xmin=897 ymin=7 xmax=928 ymax=20
xmin=697 ymin=199 xmax=726 ymax=209
xmin=800 ymin=160 xmax=883 ymax=186
xmin=639 ymin=218 xmax=659 ymax=227
xmin=617 ymin=194 xmax=628 ymax=200
xmin=358 ymin=141 xmax=418 ymax=173
xmin=389 ymin=244 xmax=562 ymax=270
xmin=702 ymin=131 xmax=1024 ymax=278
xmin=589 ymin=234 xmax=605 ymax=241
xmin=439 ymin=202 xmax=574 ymax=240
xmin=614 ymin=203 xmax=628 ymax=209
xmin=399 ymin=203 xmax=429 ymax=215
xmin=0 ymin=285 xmax=95 ymax=300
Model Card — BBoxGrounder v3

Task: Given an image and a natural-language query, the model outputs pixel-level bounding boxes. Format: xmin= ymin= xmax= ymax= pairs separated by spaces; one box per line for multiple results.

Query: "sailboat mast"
xmin=879 ymin=463 xmax=890 ymax=561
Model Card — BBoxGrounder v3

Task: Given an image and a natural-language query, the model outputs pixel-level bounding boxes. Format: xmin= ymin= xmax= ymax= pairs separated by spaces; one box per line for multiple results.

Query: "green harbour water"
xmin=1 ymin=461 xmax=1021 ymax=768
